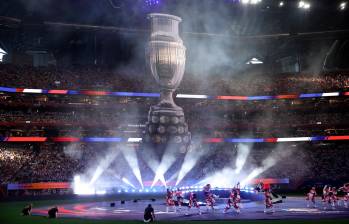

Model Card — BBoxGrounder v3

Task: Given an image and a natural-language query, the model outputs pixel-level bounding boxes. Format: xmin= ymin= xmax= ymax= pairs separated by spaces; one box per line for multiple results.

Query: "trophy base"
xmin=144 ymin=105 xmax=191 ymax=153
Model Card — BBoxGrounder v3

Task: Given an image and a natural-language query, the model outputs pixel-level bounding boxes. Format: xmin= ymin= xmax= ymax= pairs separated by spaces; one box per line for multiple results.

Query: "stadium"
xmin=0 ymin=0 xmax=349 ymax=223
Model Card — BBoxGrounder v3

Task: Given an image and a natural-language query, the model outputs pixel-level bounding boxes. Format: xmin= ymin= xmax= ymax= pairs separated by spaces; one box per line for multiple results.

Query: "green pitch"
xmin=1 ymin=199 xmax=348 ymax=224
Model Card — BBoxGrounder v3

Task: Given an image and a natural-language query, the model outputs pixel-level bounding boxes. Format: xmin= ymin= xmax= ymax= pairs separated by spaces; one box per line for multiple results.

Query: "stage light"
xmin=73 ymin=175 xmax=95 ymax=195
xmin=96 ymin=190 xmax=106 ymax=195
xmin=340 ymin=2 xmax=347 ymax=10
xmin=279 ymin=1 xmax=284 ymax=7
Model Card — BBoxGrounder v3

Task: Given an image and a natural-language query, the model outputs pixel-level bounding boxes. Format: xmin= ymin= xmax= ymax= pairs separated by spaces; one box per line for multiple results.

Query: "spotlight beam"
xmin=89 ymin=148 xmax=121 ymax=185
xmin=176 ymin=143 xmax=208 ymax=186
xmin=151 ymin=147 xmax=178 ymax=187
xmin=121 ymin=146 xmax=144 ymax=188
xmin=234 ymin=144 xmax=251 ymax=174
xmin=140 ymin=150 xmax=167 ymax=187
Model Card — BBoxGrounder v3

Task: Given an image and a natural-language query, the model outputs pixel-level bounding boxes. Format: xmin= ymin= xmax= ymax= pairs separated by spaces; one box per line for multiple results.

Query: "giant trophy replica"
xmin=145 ymin=13 xmax=191 ymax=151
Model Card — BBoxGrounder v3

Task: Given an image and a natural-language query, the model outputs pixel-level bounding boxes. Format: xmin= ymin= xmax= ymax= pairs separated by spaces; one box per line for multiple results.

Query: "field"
xmin=1 ymin=198 xmax=349 ymax=224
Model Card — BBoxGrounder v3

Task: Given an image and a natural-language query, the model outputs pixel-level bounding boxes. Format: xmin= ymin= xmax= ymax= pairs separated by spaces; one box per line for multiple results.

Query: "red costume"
xmin=339 ymin=184 xmax=349 ymax=208
xmin=175 ymin=190 xmax=183 ymax=207
xmin=264 ymin=190 xmax=274 ymax=212
xmin=166 ymin=189 xmax=174 ymax=206
xmin=322 ymin=185 xmax=330 ymax=209
xmin=306 ymin=187 xmax=317 ymax=207
xmin=224 ymin=189 xmax=240 ymax=213
xmin=188 ymin=192 xmax=200 ymax=209
xmin=186 ymin=192 xmax=201 ymax=215
xmin=203 ymin=184 xmax=215 ymax=209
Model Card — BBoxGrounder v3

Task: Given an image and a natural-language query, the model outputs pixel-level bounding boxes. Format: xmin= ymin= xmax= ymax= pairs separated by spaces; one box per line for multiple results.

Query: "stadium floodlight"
xmin=298 ymin=1 xmax=311 ymax=9
xmin=242 ymin=0 xmax=262 ymax=5
xmin=246 ymin=57 xmax=263 ymax=65
xmin=340 ymin=2 xmax=347 ymax=10
xmin=0 ymin=47 xmax=7 ymax=62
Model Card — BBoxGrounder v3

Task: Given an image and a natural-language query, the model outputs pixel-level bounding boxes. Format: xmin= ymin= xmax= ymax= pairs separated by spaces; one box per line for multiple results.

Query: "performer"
xmin=203 ymin=184 xmax=215 ymax=212
xmin=165 ymin=188 xmax=175 ymax=213
xmin=175 ymin=189 xmax=184 ymax=212
xmin=264 ymin=189 xmax=274 ymax=213
xmin=330 ymin=187 xmax=339 ymax=208
xmin=203 ymin=184 xmax=211 ymax=198
xmin=224 ymin=188 xmax=240 ymax=214
xmin=186 ymin=192 xmax=201 ymax=215
xmin=339 ymin=183 xmax=349 ymax=208
xmin=322 ymin=185 xmax=330 ymax=210
xmin=306 ymin=186 xmax=317 ymax=208
xmin=256 ymin=181 xmax=264 ymax=193
xmin=234 ymin=182 xmax=242 ymax=208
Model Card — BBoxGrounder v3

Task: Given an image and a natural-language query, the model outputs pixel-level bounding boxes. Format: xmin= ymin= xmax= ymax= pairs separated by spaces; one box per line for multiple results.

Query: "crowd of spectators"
xmin=0 ymin=144 xmax=33 ymax=183
xmin=0 ymin=108 xmax=347 ymax=138
xmin=0 ymin=64 xmax=348 ymax=194
xmin=1 ymin=64 xmax=349 ymax=95
xmin=1 ymin=142 xmax=348 ymax=187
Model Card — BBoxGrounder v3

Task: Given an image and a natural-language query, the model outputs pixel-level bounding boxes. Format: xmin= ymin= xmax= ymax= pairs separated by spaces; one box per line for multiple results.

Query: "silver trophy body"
xmin=145 ymin=13 xmax=190 ymax=149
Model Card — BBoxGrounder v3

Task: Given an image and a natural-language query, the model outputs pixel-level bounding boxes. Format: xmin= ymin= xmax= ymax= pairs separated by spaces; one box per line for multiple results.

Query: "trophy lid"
xmin=147 ymin=13 xmax=183 ymax=43
xmin=147 ymin=13 xmax=182 ymax=22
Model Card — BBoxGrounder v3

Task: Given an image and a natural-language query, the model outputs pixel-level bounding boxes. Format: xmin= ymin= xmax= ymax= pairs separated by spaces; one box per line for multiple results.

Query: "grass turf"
xmin=1 ymin=199 xmax=349 ymax=224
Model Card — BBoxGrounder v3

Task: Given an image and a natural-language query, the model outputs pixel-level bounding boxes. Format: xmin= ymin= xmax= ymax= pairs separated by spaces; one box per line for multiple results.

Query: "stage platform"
xmin=32 ymin=197 xmax=349 ymax=221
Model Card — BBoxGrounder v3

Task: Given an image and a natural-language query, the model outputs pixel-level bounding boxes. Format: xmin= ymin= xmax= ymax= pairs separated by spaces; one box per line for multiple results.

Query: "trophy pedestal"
xmin=144 ymin=105 xmax=191 ymax=152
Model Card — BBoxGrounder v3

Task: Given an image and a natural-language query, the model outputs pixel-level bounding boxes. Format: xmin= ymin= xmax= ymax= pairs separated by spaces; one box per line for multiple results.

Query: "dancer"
xmin=203 ymin=184 xmax=215 ymax=212
xmin=175 ymin=188 xmax=184 ymax=212
xmin=339 ymin=183 xmax=349 ymax=208
xmin=224 ymin=188 xmax=240 ymax=214
xmin=234 ymin=182 xmax=242 ymax=208
xmin=186 ymin=192 xmax=201 ymax=215
xmin=264 ymin=189 xmax=274 ymax=213
xmin=165 ymin=188 xmax=175 ymax=213
xmin=306 ymin=186 xmax=317 ymax=208
xmin=203 ymin=184 xmax=211 ymax=198
xmin=322 ymin=185 xmax=330 ymax=210
xmin=256 ymin=181 xmax=264 ymax=193
xmin=330 ymin=187 xmax=339 ymax=208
